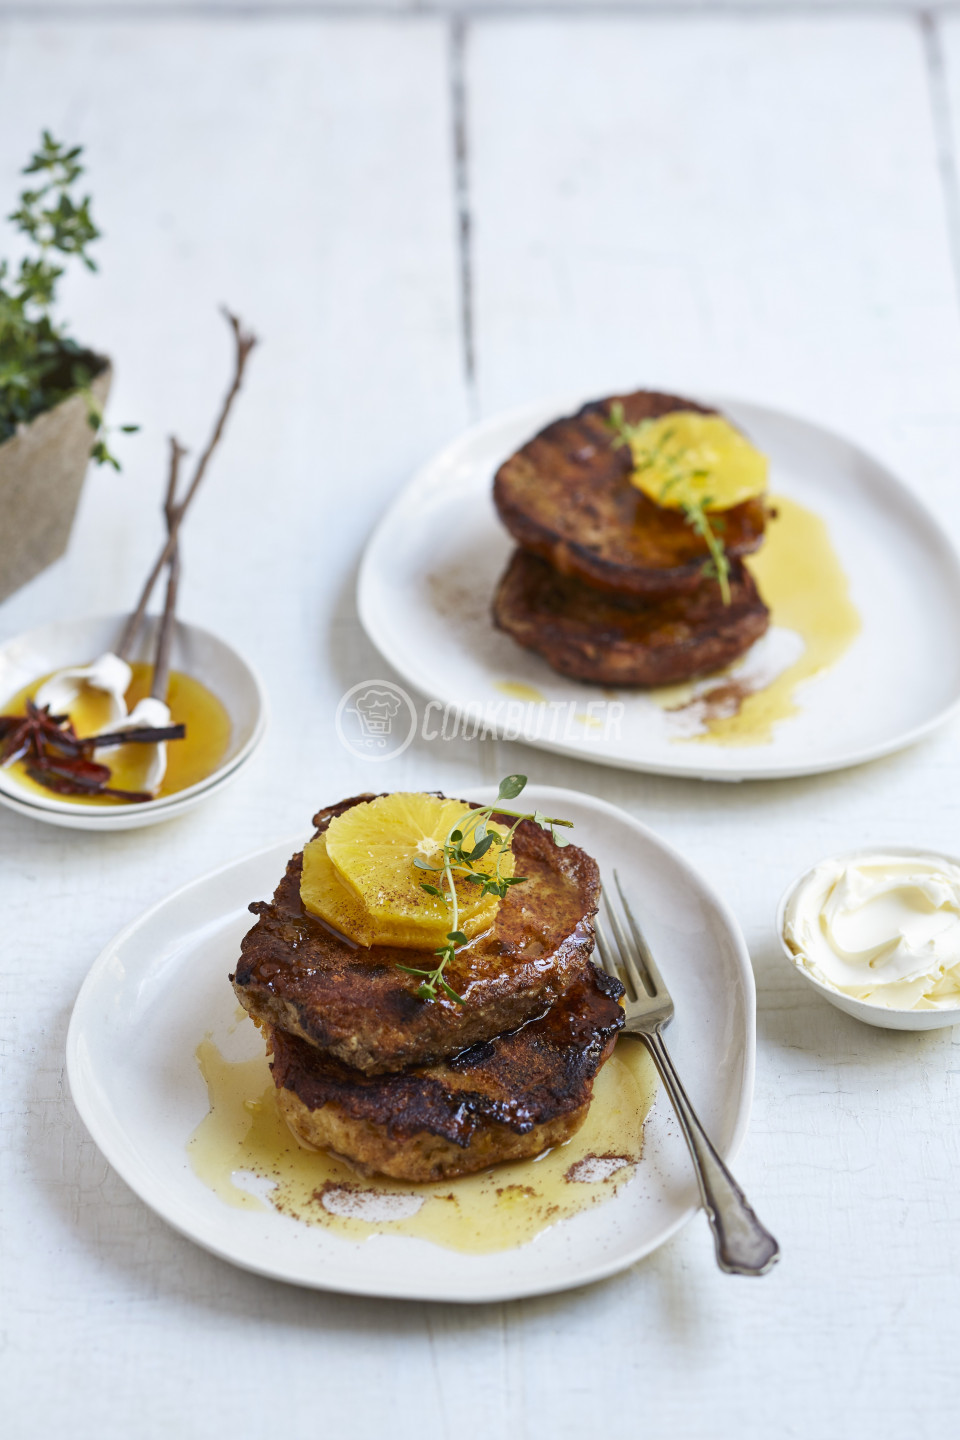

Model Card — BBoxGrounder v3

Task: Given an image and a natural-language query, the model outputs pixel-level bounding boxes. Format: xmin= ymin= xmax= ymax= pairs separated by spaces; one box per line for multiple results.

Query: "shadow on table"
xmin=753 ymin=930 xmax=953 ymax=1072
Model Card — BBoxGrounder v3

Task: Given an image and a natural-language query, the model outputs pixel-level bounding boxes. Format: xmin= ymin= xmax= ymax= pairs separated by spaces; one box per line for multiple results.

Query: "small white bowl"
xmin=776 ymin=846 xmax=960 ymax=1032
xmin=0 ymin=747 xmax=259 ymax=830
xmin=0 ymin=613 xmax=268 ymax=830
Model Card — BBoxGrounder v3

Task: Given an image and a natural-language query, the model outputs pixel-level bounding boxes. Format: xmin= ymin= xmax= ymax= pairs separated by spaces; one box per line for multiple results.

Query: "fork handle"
xmin=636 ymin=1030 xmax=780 ymax=1276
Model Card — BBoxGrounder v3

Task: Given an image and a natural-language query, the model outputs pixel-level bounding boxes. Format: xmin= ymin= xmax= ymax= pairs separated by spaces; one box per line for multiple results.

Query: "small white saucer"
xmin=0 ymin=613 xmax=268 ymax=831
xmin=776 ymin=846 xmax=960 ymax=1032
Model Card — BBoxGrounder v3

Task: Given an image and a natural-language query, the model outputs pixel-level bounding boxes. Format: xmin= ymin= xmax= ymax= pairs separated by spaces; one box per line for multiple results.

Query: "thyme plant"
xmin=0 ymin=131 xmax=136 ymax=465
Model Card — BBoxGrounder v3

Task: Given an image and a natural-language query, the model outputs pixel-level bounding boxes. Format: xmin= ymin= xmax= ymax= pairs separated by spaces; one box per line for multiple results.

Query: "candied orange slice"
xmin=626 ymin=412 xmax=767 ymax=512
xmin=301 ymin=793 xmax=514 ymax=949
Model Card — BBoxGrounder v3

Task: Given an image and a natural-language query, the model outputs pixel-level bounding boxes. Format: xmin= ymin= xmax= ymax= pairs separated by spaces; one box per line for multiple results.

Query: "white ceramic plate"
xmin=358 ymin=395 xmax=960 ymax=780
xmin=66 ymin=785 xmax=755 ymax=1303
xmin=0 ymin=613 xmax=268 ymax=829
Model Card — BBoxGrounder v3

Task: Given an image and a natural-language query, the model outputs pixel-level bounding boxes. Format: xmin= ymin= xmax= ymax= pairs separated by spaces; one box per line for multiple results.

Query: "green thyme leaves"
xmin=1 ymin=132 xmax=138 ymax=463
xmin=607 ymin=403 xmax=733 ymax=605
xmin=397 ymin=776 xmax=574 ymax=1003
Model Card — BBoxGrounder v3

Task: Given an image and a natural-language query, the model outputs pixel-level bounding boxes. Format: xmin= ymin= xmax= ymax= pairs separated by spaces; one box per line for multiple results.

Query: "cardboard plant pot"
xmin=0 ymin=360 xmax=112 ymax=604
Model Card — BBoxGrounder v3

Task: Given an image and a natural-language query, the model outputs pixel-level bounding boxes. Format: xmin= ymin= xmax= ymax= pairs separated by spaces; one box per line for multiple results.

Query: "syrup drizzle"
xmin=187 ymin=1020 xmax=658 ymax=1254
xmin=654 ymin=494 xmax=860 ymax=744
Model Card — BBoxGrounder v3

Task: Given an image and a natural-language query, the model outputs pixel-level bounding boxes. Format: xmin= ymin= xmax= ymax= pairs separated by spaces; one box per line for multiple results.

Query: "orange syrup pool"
xmin=3 ymin=661 xmax=231 ymax=803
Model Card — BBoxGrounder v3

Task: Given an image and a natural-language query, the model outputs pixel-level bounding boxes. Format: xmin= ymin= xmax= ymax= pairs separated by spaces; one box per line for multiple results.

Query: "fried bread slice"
xmin=267 ymin=964 xmax=624 ymax=1182
xmin=493 ymin=389 xmax=767 ymax=597
xmin=231 ymin=796 xmax=600 ymax=1075
xmin=494 ymin=548 xmax=769 ymax=686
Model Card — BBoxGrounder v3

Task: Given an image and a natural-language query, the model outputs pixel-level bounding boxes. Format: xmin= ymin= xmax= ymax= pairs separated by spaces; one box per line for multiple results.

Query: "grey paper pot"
xmin=0 ymin=361 xmax=112 ymax=604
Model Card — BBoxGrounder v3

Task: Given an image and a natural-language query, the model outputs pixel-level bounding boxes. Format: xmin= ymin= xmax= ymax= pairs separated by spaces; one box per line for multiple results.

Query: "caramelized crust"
xmin=494 ymin=548 xmax=769 ymax=686
xmin=231 ymin=795 xmax=601 ymax=1075
xmin=493 ymin=389 xmax=767 ymax=597
xmin=268 ymin=965 xmax=625 ymax=1181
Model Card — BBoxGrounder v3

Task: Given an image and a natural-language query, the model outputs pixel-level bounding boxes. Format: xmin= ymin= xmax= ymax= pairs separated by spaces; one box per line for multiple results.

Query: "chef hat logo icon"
xmin=336 ymin=679 xmax=417 ymax=761
xmin=352 ymin=688 xmax=402 ymax=736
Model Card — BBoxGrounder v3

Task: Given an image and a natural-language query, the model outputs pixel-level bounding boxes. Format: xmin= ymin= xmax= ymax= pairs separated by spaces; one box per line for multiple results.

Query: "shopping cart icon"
xmin=349 ymin=687 xmax=405 ymax=749
xmin=336 ymin=679 xmax=418 ymax=761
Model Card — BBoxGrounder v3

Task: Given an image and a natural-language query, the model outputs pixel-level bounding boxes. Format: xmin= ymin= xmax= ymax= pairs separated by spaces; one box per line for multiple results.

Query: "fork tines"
xmin=594 ymin=871 xmax=674 ymax=1026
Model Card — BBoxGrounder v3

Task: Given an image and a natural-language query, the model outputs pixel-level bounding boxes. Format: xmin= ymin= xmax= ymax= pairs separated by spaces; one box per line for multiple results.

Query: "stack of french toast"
xmin=493 ymin=389 xmax=772 ymax=686
xmin=231 ymin=791 xmax=624 ymax=1182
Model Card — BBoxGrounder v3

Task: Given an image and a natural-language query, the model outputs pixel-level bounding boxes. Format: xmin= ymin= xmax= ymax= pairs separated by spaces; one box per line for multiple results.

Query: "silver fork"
xmin=595 ymin=871 xmax=780 ymax=1277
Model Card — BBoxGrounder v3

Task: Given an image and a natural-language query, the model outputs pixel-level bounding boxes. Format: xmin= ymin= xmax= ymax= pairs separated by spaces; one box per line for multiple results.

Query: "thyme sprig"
xmin=607 ymin=402 xmax=731 ymax=605
xmin=395 ymin=775 xmax=573 ymax=1004
xmin=1 ymin=131 xmax=138 ymax=464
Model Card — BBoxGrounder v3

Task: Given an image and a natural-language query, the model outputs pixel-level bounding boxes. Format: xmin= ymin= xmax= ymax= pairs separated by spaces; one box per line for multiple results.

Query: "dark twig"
xmin=150 ymin=436 xmax=188 ymax=701
xmin=149 ymin=550 xmax=180 ymax=702
xmin=163 ymin=433 xmax=186 ymax=522
xmin=117 ymin=310 xmax=257 ymax=659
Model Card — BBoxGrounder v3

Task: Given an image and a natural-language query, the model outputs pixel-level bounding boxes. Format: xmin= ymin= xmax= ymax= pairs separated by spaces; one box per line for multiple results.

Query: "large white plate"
xmin=358 ymin=396 xmax=960 ymax=780
xmin=66 ymin=785 xmax=755 ymax=1303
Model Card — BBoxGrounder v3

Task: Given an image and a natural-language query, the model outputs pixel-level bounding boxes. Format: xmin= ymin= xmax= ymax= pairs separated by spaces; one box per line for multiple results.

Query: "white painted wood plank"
xmin=467 ymin=15 xmax=960 ymax=1440
xmin=934 ymin=15 xmax=960 ymax=258
xmin=34 ymin=1 xmax=937 ymax=12
xmin=468 ymin=12 xmax=960 ymax=505
xmin=2 ymin=11 xmax=959 ymax=1440
xmin=0 ymin=17 xmax=484 ymax=1440
xmin=0 ymin=13 xmax=471 ymax=780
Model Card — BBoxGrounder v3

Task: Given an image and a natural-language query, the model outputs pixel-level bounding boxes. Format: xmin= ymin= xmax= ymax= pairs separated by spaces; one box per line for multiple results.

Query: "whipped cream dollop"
xmin=93 ymin=695 xmax=173 ymax=794
xmin=34 ymin=652 xmax=132 ymax=728
xmin=784 ymin=853 xmax=960 ymax=1011
xmin=33 ymin=653 xmax=172 ymax=795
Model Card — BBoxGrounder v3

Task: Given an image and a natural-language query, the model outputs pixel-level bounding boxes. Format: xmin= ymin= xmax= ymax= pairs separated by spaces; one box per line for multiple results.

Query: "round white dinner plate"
xmin=0 ymin=613 xmax=268 ymax=829
xmin=358 ymin=395 xmax=960 ymax=780
xmin=66 ymin=785 xmax=755 ymax=1303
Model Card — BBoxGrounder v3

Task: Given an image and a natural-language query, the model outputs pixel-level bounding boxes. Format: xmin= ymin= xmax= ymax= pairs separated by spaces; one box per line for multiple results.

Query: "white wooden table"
xmin=2 ymin=4 xmax=959 ymax=1436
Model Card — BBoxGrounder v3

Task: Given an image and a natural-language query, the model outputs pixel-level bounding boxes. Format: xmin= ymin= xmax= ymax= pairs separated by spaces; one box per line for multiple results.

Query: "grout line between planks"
xmin=12 ymin=5 xmax=960 ymax=23
xmin=449 ymin=11 xmax=479 ymax=418
xmin=921 ymin=11 xmax=960 ymax=314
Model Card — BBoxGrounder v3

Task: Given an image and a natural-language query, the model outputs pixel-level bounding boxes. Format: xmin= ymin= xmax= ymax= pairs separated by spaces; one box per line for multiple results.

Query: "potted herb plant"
xmin=0 ymin=132 xmax=136 ymax=603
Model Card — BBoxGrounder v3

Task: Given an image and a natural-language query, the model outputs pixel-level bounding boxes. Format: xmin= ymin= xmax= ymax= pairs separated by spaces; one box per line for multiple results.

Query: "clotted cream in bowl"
xmin=776 ymin=847 xmax=960 ymax=1031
